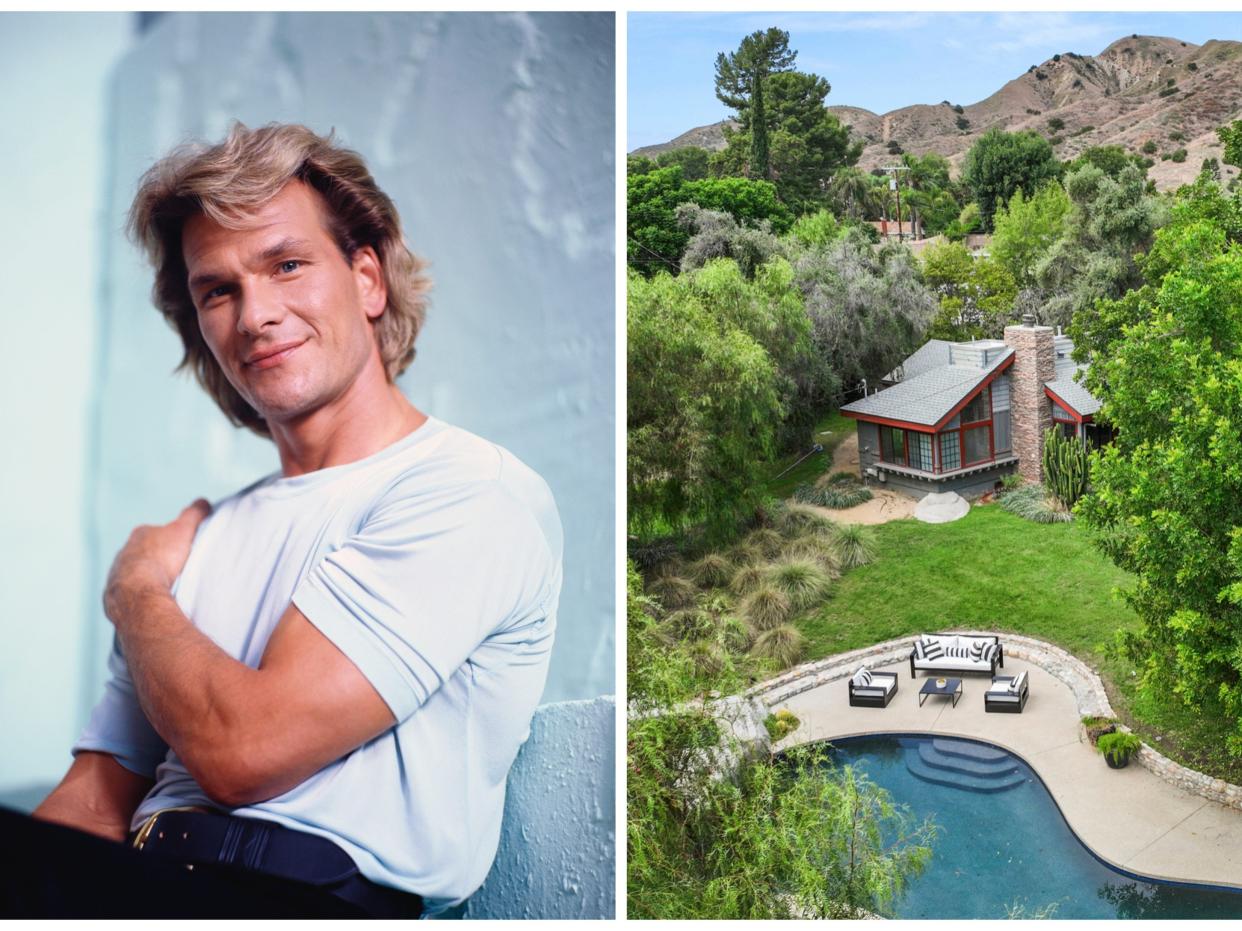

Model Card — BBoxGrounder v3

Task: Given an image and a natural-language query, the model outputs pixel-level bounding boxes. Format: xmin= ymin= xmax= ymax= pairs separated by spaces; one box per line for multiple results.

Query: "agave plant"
xmin=831 ymin=523 xmax=877 ymax=569
xmin=688 ymin=552 xmax=733 ymax=589
xmin=740 ymin=584 xmax=792 ymax=631
xmin=749 ymin=624 xmax=807 ymax=667
xmin=766 ymin=558 xmax=832 ymax=612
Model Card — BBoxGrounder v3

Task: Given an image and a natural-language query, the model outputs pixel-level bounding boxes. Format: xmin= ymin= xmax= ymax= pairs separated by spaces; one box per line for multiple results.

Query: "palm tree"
xmin=828 ymin=167 xmax=881 ymax=221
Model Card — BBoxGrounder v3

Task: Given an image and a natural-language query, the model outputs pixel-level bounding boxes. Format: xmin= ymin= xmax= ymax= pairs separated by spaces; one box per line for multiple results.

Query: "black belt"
xmin=130 ymin=808 xmax=422 ymax=918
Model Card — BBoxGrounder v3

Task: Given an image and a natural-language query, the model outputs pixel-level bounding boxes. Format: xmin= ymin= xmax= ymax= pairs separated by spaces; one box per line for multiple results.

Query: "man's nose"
xmin=235 ymin=281 xmax=286 ymax=335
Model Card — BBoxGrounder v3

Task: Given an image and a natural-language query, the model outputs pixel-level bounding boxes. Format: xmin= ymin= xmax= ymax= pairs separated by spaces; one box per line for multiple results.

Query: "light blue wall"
xmin=0 ymin=13 xmax=134 ymax=795
xmin=461 ymin=697 xmax=616 ymax=919
xmin=1 ymin=13 xmax=616 ymax=809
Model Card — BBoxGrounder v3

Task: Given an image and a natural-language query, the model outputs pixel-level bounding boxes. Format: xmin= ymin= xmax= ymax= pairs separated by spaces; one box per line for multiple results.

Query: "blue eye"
xmin=279 ymin=260 xmax=301 ymax=273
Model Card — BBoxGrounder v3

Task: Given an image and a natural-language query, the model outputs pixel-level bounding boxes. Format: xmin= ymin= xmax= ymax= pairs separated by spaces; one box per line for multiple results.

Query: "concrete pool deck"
xmin=768 ymin=655 xmax=1242 ymax=890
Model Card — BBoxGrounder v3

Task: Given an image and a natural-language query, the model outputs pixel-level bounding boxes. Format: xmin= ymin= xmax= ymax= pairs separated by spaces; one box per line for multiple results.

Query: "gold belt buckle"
xmin=131 ymin=805 xmax=209 ymax=850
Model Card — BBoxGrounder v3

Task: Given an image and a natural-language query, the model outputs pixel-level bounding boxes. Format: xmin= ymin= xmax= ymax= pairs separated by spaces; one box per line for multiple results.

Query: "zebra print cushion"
xmin=922 ymin=639 xmax=944 ymax=661
xmin=946 ymin=645 xmax=970 ymax=659
xmin=983 ymin=643 xmax=999 ymax=664
xmin=913 ymin=639 xmax=927 ymax=660
xmin=852 ymin=666 xmax=873 ymax=687
xmin=969 ymin=640 xmax=985 ymax=662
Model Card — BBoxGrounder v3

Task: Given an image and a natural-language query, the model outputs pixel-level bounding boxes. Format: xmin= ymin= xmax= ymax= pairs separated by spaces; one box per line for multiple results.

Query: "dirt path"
xmin=809 ymin=432 xmax=918 ymax=525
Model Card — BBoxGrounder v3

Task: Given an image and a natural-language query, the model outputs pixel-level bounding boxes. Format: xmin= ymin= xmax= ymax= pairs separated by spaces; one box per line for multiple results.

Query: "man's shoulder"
xmin=384 ymin=420 xmax=561 ymax=555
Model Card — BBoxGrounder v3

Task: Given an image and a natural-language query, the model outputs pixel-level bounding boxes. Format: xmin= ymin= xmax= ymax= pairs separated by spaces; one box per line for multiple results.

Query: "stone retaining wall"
xmin=749 ymin=631 xmax=1242 ymax=812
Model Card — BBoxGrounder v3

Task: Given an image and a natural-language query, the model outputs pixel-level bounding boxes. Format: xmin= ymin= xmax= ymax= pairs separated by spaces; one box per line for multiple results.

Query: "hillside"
xmin=631 ymin=35 xmax=1242 ymax=190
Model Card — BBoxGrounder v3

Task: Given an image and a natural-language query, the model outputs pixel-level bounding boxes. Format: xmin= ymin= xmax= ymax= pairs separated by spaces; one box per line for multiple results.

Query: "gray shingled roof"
xmin=843 ymin=348 xmax=1013 ymax=427
xmin=1046 ymin=376 xmax=1101 ymax=417
xmin=882 ymin=339 xmax=951 ymax=383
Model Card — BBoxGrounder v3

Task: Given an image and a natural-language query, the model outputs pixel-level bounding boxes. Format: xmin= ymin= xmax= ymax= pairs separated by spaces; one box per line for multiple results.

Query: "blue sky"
xmin=628 ymin=12 xmax=1242 ymax=151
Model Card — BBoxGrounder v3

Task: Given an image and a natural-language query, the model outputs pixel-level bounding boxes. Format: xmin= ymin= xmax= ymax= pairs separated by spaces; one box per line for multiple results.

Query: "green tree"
xmin=657 ymin=146 xmax=711 ymax=180
xmin=1218 ymin=119 xmax=1242 ymax=168
xmin=990 ymin=183 xmax=1072 ymax=287
xmin=960 ymin=128 xmax=1062 ymax=230
xmin=1040 ymin=162 xmax=1166 ymax=331
xmin=921 ymin=240 xmax=1017 ymax=340
xmin=1075 ymin=207 xmax=1242 ymax=752
xmin=627 ymin=167 xmax=795 ymax=276
xmin=714 ymin=28 xmax=797 ymax=180
xmin=827 ymin=166 xmax=883 ymax=221
xmin=1066 ymin=144 xmax=1149 ymax=180
xmin=713 ymin=70 xmax=860 ymax=214
xmin=628 ymin=258 xmax=817 ymax=537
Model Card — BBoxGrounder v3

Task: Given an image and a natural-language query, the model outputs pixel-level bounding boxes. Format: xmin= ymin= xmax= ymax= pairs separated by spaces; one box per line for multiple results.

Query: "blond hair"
xmin=127 ymin=121 xmax=431 ymax=436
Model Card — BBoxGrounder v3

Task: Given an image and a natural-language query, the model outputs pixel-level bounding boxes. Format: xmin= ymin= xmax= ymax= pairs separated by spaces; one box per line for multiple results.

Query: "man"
xmin=14 ymin=122 xmax=562 ymax=918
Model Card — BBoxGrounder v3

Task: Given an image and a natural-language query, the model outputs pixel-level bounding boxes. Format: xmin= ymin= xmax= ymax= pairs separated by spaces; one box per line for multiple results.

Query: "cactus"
xmin=1041 ymin=427 xmax=1088 ymax=507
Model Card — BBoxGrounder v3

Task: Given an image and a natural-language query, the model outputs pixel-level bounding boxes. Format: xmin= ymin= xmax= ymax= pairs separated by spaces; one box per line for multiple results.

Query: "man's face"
xmin=182 ymin=180 xmax=386 ymax=427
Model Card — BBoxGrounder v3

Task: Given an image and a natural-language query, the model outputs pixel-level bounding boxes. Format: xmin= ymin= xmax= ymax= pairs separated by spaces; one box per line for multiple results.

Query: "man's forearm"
xmin=108 ymin=584 xmax=260 ymax=804
xmin=33 ymin=752 xmax=153 ymax=843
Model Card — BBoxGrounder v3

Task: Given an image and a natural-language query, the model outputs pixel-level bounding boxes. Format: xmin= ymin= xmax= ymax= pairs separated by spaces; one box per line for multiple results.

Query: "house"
xmin=840 ymin=315 xmax=1102 ymax=498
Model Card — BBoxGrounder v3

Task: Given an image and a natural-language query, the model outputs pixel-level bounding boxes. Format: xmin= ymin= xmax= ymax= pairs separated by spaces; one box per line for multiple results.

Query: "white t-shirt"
xmin=74 ymin=416 xmax=562 ymax=913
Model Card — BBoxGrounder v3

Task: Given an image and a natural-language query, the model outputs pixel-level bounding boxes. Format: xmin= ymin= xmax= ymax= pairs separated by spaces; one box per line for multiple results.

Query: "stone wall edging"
xmin=749 ymin=631 xmax=1242 ymax=812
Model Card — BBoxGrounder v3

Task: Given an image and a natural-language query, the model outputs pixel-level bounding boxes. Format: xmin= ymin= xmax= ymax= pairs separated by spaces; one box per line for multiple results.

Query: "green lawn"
xmin=796 ymin=503 xmax=1242 ymax=784
xmin=763 ymin=409 xmax=855 ymax=499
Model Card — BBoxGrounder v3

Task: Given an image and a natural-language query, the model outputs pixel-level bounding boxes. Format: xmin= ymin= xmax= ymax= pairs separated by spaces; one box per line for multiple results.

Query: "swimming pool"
xmin=820 ymin=734 xmax=1242 ymax=919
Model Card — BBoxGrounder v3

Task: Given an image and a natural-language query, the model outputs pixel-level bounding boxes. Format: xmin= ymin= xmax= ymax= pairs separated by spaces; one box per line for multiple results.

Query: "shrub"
xmin=728 ymin=542 xmax=764 ymax=567
xmin=688 ymin=553 xmax=733 ymax=589
xmin=1071 ymin=79 xmax=1084 ymax=90
xmin=750 ymin=624 xmax=807 ymax=667
xmin=741 ymin=584 xmax=792 ymax=631
xmin=956 ymin=116 xmax=970 ymax=132
xmin=764 ymin=709 xmax=801 ymax=742
xmin=767 ymin=558 xmax=832 ymax=612
xmin=729 ymin=563 xmax=766 ymax=596
xmin=1188 ymin=62 xmax=1198 ymax=72
xmin=686 ymin=639 xmax=729 ymax=678
xmin=1169 ymin=129 xmax=1185 ymax=141
xmin=999 ymin=472 xmax=1025 ymax=494
xmin=746 ymin=527 xmax=785 ymax=558
xmin=1081 ymin=715 xmax=1117 ymax=747
xmin=776 ymin=503 xmax=837 ymax=538
xmin=1141 ymin=139 xmax=1158 ymax=154
xmin=952 ymin=103 xmax=964 ymax=114
xmin=1047 ymin=117 xmax=1065 ymax=133
xmin=1158 ymin=86 xmax=1177 ymax=98
xmin=827 ymin=471 xmax=858 ymax=486
xmin=718 ymin=613 xmax=755 ymax=653
xmin=830 ymin=523 xmax=877 ymax=568
xmin=1042 ymin=426 xmax=1088 ymax=507
xmin=999 ymin=483 xmax=1073 ymax=523
xmin=1170 ymin=148 xmax=1187 ymax=163
xmin=782 ymin=536 xmax=842 ymax=574
xmin=820 ymin=485 xmax=874 ymax=509
xmin=648 ymin=572 xmax=698 ymax=609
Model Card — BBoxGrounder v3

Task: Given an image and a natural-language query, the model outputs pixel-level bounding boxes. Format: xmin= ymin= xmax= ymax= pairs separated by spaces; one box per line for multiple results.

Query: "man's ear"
xmin=353 ymin=245 xmax=387 ymax=321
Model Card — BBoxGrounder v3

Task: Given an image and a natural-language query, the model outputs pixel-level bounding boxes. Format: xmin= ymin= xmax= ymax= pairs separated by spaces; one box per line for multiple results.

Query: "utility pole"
xmin=881 ymin=165 xmax=910 ymax=242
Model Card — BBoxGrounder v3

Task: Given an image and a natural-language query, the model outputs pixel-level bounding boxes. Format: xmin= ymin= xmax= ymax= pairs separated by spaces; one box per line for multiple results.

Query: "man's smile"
xmin=244 ymin=339 xmax=307 ymax=369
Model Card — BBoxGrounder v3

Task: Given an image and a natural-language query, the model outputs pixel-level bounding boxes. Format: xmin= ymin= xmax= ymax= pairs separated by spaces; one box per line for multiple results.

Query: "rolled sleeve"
xmin=291 ymin=478 xmax=556 ymax=724
xmin=72 ymin=635 xmax=168 ymax=778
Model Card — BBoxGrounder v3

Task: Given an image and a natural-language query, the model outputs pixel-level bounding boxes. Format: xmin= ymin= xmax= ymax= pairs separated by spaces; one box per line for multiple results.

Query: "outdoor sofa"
xmin=909 ymin=633 xmax=1003 ymax=678
xmin=848 ymin=666 xmax=899 ymax=708
xmin=984 ymin=671 xmax=1029 ymax=713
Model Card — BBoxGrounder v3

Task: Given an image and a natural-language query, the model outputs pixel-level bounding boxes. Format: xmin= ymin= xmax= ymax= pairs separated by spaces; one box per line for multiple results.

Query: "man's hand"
xmin=104 ymin=499 xmax=212 ymax=623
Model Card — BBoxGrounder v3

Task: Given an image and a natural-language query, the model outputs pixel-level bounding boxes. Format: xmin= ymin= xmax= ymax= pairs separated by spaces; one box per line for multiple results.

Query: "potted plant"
xmin=1097 ymin=731 xmax=1142 ymax=769
xmin=1080 ymin=715 xmax=1117 ymax=747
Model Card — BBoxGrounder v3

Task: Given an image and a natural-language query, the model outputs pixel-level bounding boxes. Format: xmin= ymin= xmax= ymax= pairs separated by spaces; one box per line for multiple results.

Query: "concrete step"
xmin=905 ymin=749 xmax=1028 ymax=794
xmin=919 ymin=742 xmax=1020 ymax=778
xmin=931 ymin=737 xmax=1010 ymax=764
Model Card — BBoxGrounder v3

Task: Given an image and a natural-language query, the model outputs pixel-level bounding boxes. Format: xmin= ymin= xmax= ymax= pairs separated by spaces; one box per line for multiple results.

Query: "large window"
xmin=879 ymin=427 xmax=935 ymax=471
xmin=939 ymin=431 xmax=961 ymax=471
xmin=907 ymin=432 xmax=933 ymax=471
xmin=879 ymin=426 xmax=906 ymax=466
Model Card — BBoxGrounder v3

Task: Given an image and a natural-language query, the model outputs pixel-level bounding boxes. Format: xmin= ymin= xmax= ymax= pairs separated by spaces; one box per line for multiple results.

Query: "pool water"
xmin=821 ymin=735 xmax=1242 ymax=919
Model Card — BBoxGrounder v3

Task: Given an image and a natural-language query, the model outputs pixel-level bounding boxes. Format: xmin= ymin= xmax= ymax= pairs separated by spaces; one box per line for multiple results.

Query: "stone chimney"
xmin=1004 ymin=315 xmax=1056 ymax=483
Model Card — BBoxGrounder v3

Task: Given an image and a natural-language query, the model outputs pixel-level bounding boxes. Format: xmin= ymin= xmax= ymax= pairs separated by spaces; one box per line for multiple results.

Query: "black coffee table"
xmin=919 ymin=676 xmax=963 ymax=708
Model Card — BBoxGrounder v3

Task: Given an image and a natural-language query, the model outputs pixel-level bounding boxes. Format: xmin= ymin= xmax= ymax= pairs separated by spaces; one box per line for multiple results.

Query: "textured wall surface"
xmin=0 ymin=13 xmax=133 ymax=794
xmin=88 ymin=12 xmax=615 ymax=716
xmin=461 ymin=697 xmax=616 ymax=919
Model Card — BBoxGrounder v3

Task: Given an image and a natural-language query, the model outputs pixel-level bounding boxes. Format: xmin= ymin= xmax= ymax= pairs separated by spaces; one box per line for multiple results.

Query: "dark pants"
xmin=0 ymin=806 xmax=380 ymax=918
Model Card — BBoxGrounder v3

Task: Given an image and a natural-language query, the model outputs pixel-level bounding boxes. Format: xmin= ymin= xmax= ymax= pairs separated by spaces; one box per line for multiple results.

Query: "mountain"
xmin=631 ymin=35 xmax=1242 ymax=190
